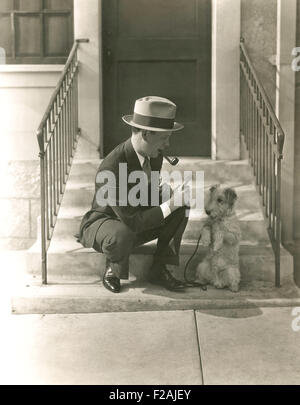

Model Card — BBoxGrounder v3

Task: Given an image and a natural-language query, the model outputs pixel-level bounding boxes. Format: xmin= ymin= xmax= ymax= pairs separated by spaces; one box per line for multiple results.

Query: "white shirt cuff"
xmin=160 ymin=201 xmax=171 ymax=218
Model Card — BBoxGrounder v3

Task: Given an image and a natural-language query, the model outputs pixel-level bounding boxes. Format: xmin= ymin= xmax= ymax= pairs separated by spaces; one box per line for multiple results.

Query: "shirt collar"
xmin=131 ymin=138 xmax=147 ymax=168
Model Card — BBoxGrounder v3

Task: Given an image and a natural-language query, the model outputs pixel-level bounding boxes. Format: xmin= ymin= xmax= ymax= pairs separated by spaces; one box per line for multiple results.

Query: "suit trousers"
xmin=93 ymin=206 xmax=189 ymax=279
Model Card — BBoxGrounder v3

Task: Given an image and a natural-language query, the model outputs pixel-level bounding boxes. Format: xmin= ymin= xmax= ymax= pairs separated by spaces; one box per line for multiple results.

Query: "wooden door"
xmin=102 ymin=0 xmax=211 ymax=156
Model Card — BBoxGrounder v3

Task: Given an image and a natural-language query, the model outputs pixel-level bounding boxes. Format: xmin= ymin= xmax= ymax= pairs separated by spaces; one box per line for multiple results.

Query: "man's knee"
xmin=178 ymin=205 xmax=189 ymax=218
xmin=114 ymin=224 xmax=137 ymax=248
xmin=168 ymin=205 xmax=189 ymax=223
xmin=102 ymin=223 xmax=136 ymax=260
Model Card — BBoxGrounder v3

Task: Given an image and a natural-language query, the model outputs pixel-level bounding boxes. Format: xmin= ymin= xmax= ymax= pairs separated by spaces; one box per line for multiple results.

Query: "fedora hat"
xmin=122 ymin=96 xmax=184 ymax=132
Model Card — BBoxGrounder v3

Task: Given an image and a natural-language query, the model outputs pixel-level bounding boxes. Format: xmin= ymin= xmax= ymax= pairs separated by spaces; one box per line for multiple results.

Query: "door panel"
xmin=117 ymin=0 xmax=197 ymax=37
xmin=102 ymin=0 xmax=211 ymax=156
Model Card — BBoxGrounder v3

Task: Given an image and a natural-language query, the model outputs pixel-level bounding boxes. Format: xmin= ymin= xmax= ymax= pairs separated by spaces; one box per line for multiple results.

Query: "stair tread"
xmin=12 ymin=282 xmax=300 ymax=316
xmin=64 ymin=179 xmax=258 ymax=190
xmin=29 ymin=236 xmax=280 ymax=256
xmin=72 ymin=159 xmax=101 ymax=164
xmin=13 ymin=281 xmax=300 ymax=298
xmin=61 ymin=180 xmax=263 ymax=213
xmin=71 ymin=158 xmax=250 ymax=166
xmin=56 ymin=205 xmax=266 ymax=221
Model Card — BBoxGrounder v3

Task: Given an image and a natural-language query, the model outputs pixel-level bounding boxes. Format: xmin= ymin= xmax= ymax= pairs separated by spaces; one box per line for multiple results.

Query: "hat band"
xmin=133 ymin=112 xmax=174 ymax=130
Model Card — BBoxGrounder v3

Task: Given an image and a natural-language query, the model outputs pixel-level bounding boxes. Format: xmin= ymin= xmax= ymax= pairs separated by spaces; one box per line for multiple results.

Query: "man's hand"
xmin=167 ymin=181 xmax=191 ymax=212
xmin=160 ymin=182 xmax=173 ymax=203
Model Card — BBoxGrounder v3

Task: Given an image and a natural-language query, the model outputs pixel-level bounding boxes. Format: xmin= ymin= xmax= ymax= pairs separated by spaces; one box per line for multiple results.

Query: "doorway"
xmin=102 ymin=0 xmax=211 ymax=156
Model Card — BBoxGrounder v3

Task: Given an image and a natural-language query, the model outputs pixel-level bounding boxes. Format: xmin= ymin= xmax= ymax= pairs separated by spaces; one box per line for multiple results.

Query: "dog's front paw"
xmin=201 ymin=227 xmax=211 ymax=246
xmin=229 ymin=283 xmax=239 ymax=293
xmin=201 ymin=236 xmax=211 ymax=247
xmin=212 ymin=241 xmax=223 ymax=252
xmin=224 ymin=232 xmax=239 ymax=245
xmin=213 ymin=279 xmax=224 ymax=289
xmin=212 ymin=231 xmax=224 ymax=252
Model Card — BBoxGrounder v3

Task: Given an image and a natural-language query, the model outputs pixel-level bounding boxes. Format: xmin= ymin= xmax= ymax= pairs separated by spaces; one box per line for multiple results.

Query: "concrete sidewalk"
xmin=1 ymin=250 xmax=300 ymax=385
xmin=1 ymin=307 xmax=300 ymax=385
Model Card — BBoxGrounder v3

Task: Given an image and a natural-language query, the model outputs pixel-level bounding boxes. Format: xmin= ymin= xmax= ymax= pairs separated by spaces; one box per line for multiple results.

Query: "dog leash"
xmin=183 ymin=230 xmax=207 ymax=291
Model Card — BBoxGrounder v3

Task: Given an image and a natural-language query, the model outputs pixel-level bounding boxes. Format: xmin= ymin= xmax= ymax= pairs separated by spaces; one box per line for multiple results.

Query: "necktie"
xmin=142 ymin=157 xmax=151 ymax=182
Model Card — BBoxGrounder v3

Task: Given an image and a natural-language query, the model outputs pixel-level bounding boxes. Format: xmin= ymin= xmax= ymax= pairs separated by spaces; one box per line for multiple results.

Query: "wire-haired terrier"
xmin=195 ymin=184 xmax=241 ymax=292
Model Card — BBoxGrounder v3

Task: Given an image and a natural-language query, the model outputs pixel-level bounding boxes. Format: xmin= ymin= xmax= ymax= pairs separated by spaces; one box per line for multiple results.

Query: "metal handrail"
xmin=240 ymin=40 xmax=284 ymax=287
xmin=37 ymin=38 xmax=89 ymax=284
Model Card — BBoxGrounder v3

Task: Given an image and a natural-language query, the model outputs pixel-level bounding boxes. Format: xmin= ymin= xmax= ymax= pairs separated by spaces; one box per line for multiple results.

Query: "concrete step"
xmin=19 ymin=151 xmax=300 ymax=314
xmin=27 ymin=236 xmax=293 ymax=287
xmin=21 ymin=154 xmax=298 ymax=314
xmin=52 ymin=205 xmax=270 ymax=243
xmin=68 ymin=159 xmax=256 ymax=185
xmin=61 ymin=178 xmax=263 ymax=209
xmin=54 ymin=170 xmax=269 ymax=242
xmin=69 ymin=158 xmax=255 ymax=183
xmin=11 ymin=272 xmax=300 ymax=314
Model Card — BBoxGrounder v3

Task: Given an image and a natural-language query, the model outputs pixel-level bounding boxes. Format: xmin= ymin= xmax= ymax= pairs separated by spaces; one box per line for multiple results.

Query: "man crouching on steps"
xmin=77 ymin=96 xmax=190 ymax=293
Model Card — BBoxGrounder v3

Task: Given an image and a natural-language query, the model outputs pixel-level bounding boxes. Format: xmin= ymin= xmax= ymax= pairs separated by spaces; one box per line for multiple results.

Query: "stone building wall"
xmin=294 ymin=0 xmax=300 ymax=240
xmin=241 ymin=0 xmax=277 ymax=108
xmin=0 ymin=161 xmax=40 ymax=250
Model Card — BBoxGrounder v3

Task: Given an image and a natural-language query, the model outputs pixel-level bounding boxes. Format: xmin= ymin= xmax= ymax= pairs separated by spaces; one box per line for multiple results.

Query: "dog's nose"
xmin=205 ymin=209 xmax=211 ymax=215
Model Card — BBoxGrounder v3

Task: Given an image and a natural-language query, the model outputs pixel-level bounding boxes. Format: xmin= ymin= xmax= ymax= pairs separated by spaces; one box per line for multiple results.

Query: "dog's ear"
xmin=225 ymin=188 xmax=237 ymax=208
xmin=209 ymin=184 xmax=219 ymax=193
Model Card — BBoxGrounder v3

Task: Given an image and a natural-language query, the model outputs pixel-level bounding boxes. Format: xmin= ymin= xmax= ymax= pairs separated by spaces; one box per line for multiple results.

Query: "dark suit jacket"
xmin=78 ymin=138 xmax=165 ymax=248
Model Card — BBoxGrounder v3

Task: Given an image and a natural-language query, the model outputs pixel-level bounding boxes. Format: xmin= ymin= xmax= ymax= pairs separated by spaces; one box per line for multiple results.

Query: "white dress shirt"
xmin=131 ymin=143 xmax=171 ymax=219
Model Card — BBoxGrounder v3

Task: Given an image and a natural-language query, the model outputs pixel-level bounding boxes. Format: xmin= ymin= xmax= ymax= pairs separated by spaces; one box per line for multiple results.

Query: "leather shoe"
xmin=149 ymin=263 xmax=185 ymax=292
xmin=102 ymin=266 xmax=121 ymax=293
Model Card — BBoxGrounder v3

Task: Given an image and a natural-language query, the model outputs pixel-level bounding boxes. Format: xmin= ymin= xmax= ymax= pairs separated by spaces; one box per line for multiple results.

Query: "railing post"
xmin=275 ymin=157 xmax=281 ymax=288
xmin=37 ymin=128 xmax=47 ymax=285
xmin=275 ymin=133 xmax=284 ymax=287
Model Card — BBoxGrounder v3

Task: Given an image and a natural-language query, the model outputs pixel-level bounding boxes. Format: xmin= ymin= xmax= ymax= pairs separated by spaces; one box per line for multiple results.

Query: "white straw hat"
xmin=122 ymin=96 xmax=184 ymax=132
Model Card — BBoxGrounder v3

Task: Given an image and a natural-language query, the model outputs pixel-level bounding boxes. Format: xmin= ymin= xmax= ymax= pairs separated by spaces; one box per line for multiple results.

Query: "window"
xmin=0 ymin=0 xmax=74 ymax=64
